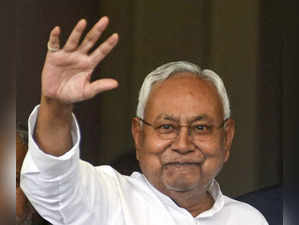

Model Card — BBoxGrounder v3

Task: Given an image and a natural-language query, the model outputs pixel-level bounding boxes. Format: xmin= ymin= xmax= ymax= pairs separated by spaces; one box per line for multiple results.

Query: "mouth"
xmin=163 ymin=162 xmax=202 ymax=168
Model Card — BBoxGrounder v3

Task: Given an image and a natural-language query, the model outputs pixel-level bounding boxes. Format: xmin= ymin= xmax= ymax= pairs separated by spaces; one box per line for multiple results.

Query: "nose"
xmin=171 ymin=126 xmax=194 ymax=154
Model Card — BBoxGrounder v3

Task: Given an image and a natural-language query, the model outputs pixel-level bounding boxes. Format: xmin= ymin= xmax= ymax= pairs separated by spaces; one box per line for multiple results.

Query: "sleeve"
xmin=20 ymin=106 xmax=120 ymax=225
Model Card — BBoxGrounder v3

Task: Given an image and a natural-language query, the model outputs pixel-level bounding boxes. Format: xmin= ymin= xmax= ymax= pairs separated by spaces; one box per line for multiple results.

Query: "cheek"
xmin=138 ymin=133 xmax=171 ymax=168
xmin=138 ymin=148 xmax=162 ymax=175
xmin=195 ymin=139 xmax=226 ymax=175
xmin=138 ymin=137 xmax=170 ymax=182
xmin=197 ymin=135 xmax=226 ymax=157
xmin=136 ymin=129 xmax=169 ymax=158
xmin=201 ymin=155 xmax=225 ymax=177
xmin=143 ymin=133 xmax=170 ymax=154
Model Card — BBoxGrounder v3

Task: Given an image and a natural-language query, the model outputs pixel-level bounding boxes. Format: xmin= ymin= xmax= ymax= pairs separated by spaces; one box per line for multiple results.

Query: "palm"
xmin=42 ymin=17 xmax=119 ymax=104
xmin=43 ymin=52 xmax=94 ymax=103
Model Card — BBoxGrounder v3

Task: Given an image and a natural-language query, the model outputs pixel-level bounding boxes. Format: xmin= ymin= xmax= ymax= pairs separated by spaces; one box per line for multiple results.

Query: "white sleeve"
xmin=20 ymin=106 xmax=120 ymax=225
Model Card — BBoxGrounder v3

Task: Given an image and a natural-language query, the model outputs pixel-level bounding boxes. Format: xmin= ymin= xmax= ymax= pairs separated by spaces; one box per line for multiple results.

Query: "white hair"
xmin=136 ymin=61 xmax=231 ymax=120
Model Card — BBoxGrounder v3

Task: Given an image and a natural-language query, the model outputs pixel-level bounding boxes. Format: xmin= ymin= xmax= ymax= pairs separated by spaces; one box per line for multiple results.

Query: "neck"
xmin=166 ymin=188 xmax=214 ymax=217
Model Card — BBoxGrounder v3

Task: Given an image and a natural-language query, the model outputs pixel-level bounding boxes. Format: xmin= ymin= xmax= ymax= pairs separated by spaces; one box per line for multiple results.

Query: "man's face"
xmin=132 ymin=73 xmax=235 ymax=195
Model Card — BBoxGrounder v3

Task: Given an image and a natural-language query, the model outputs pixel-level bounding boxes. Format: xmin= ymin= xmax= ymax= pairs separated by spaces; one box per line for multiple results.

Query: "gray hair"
xmin=136 ymin=61 xmax=231 ymax=120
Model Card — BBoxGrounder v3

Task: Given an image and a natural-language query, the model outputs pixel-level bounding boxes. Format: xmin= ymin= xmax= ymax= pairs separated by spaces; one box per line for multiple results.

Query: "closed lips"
xmin=163 ymin=162 xmax=202 ymax=166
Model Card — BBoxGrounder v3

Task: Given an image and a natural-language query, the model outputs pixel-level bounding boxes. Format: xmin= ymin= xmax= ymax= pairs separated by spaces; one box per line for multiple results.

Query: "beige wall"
xmin=207 ymin=0 xmax=262 ymax=196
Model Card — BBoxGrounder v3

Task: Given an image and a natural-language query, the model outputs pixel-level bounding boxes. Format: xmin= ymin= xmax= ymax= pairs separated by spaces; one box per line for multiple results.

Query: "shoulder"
xmin=222 ymin=195 xmax=269 ymax=224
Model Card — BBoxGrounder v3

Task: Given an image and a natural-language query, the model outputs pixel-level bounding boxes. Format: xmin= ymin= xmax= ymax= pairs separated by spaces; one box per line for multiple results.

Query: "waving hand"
xmin=42 ymin=17 xmax=119 ymax=104
xmin=35 ymin=17 xmax=119 ymax=156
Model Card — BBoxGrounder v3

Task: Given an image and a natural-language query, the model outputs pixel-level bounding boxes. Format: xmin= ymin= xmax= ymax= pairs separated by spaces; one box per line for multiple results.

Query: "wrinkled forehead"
xmin=145 ymin=73 xmax=224 ymax=121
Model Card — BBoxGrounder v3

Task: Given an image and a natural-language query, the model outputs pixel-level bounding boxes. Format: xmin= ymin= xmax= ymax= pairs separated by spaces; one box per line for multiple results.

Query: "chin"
xmin=161 ymin=166 xmax=202 ymax=192
xmin=163 ymin=176 xmax=200 ymax=192
xmin=165 ymin=183 xmax=196 ymax=192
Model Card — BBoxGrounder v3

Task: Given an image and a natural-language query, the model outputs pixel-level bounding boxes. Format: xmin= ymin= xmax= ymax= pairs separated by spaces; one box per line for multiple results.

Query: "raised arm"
xmin=35 ymin=17 xmax=119 ymax=156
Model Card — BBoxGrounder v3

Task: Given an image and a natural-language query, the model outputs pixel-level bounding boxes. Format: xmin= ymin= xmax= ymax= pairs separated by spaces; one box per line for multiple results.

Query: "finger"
xmin=90 ymin=33 xmax=119 ymax=66
xmin=78 ymin=16 xmax=109 ymax=54
xmin=85 ymin=78 xmax=118 ymax=99
xmin=64 ymin=19 xmax=88 ymax=52
xmin=47 ymin=26 xmax=61 ymax=53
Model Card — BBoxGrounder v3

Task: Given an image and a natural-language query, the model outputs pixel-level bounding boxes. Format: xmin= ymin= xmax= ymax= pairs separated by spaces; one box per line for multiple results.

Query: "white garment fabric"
xmin=21 ymin=106 xmax=269 ymax=225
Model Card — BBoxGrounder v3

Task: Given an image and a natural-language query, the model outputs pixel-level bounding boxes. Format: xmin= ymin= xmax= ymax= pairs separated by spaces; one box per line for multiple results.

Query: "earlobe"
xmin=224 ymin=119 xmax=235 ymax=162
xmin=224 ymin=151 xmax=230 ymax=162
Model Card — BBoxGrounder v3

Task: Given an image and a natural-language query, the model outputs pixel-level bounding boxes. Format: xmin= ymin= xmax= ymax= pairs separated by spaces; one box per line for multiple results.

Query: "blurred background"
xmin=16 ymin=0 xmax=290 ymax=199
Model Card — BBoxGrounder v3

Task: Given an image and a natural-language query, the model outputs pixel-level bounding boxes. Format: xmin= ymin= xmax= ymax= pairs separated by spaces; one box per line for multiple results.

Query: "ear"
xmin=223 ymin=118 xmax=235 ymax=162
xmin=131 ymin=117 xmax=144 ymax=161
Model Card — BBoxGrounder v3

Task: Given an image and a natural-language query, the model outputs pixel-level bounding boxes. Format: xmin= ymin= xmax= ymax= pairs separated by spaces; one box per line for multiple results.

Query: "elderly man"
xmin=21 ymin=17 xmax=268 ymax=225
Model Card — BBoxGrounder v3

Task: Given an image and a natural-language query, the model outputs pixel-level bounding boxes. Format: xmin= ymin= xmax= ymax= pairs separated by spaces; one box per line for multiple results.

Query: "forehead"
xmin=144 ymin=72 xmax=223 ymax=121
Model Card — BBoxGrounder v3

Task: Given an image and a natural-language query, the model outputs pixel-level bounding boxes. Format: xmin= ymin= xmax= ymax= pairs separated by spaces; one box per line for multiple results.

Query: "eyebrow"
xmin=189 ymin=115 xmax=212 ymax=123
xmin=155 ymin=114 xmax=179 ymax=122
xmin=155 ymin=114 xmax=212 ymax=123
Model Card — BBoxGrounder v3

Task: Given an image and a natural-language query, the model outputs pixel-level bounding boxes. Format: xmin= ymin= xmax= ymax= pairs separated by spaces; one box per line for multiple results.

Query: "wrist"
xmin=40 ymin=95 xmax=73 ymax=115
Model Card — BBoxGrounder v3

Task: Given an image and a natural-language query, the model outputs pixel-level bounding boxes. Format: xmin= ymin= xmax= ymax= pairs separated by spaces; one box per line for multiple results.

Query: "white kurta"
xmin=21 ymin=106 xmax=268 ymax=225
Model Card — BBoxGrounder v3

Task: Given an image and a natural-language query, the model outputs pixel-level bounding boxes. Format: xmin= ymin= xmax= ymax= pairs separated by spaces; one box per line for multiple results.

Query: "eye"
xmin=193 ymin=124 xmax=211 ymax=133
xmin=157 ymin=124 xmax=175 ymax=133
